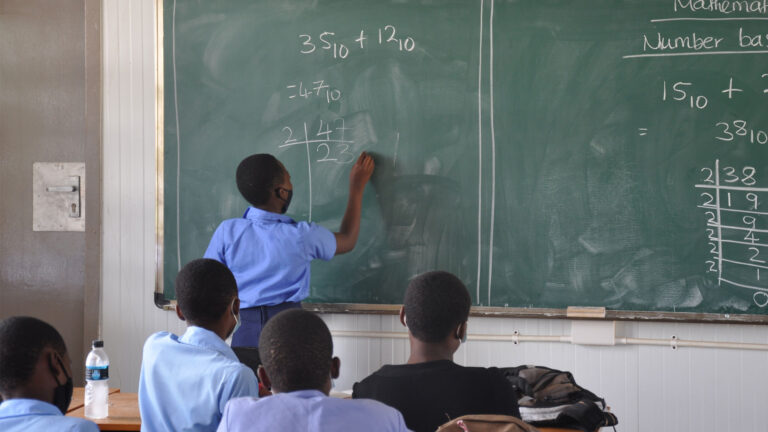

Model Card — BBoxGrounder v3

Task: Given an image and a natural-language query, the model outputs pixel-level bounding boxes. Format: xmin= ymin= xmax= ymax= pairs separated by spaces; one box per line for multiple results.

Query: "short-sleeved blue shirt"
xmin=204 ymin=207 xmax=336 ymax=308
xmin=0 ymin=399 xmax=99 ymax=432
xmin=217 ymin=390 xmax=411 ymax=432
xmin=138 ymin=326 xmax=260 ymax=432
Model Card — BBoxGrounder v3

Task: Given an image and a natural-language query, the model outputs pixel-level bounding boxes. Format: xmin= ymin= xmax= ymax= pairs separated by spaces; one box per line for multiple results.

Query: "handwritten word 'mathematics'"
xmin=675 ymin=0 xmax=768 ymax=14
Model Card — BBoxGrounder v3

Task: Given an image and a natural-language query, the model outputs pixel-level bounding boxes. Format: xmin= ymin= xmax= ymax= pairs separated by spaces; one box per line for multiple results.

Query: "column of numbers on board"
xmin=697 ymin=160 xmax=768 ymax=307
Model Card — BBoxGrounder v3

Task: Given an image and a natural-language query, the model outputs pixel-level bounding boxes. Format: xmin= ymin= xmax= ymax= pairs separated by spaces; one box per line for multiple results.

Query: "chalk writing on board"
xmin=715 ymin=120 xmax=768 ymax=144
xmin=662 ymin=80 xmax=709 ymax=109
xmin=279 ymin=119 xmax=354 ymax=165
xmin=624 ymin=6 xmax=768 ymax=60
xmin=286 ymin=80 xmax=342 ymax=103
xmin=674 ymin=0 xmax=768 ymax=14
xmin=661 ymin=76 xmax=766 ymax=111
xmin=298 ymin=25 xmax=416 ymax=58
xmin=696 ymin=160 xmax=768 ymax=307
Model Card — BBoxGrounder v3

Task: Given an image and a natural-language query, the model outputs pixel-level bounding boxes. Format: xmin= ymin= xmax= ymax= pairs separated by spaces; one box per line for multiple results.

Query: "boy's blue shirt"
xmin=204 ymin=207 xmax=336 ymax=308
xmin=217 ymin=390 xmax=412 ymax=432
xmin=138 ymin=326 xmax=259 ymax=432
xmin=0 ymin=399 xmax=99 ymax=432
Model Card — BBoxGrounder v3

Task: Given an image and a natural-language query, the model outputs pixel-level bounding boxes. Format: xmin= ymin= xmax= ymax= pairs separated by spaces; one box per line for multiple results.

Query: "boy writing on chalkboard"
xmin=204 ymin=151 xmax=374 ymax=363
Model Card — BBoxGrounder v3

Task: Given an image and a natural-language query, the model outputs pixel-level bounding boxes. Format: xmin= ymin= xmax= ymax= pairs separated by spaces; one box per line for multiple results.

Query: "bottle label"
xmin=85 ymin=365 xmax=109 ymax=380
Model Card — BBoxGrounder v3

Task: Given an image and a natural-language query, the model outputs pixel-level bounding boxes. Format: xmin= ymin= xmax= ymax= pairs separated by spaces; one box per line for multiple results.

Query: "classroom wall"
xmin=0 ymin=0 xmax=101 ymax=383
xmin=102 ymin=2 xmax=768 ymax=431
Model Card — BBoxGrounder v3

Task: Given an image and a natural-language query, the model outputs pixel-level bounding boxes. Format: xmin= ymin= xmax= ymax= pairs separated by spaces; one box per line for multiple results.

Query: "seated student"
xmin=216 ymin=309 xmax=410 ymax=432
xmin=0 ymin=316 xmax=99 ymax=432
xmin=139 ymin=258 xmax=259 ymax=432
xmin=204 ymin=152 xmax=374 ymax=366
xmin=353 ymin=271 xmax=521 ymax=432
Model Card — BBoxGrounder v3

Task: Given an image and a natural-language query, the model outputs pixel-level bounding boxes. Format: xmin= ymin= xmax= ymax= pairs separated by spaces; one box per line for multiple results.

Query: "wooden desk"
xmin=67 ymin=391 xmax=141 ymax=431
xmin=68 ymin=387 xmax=121 ymax=413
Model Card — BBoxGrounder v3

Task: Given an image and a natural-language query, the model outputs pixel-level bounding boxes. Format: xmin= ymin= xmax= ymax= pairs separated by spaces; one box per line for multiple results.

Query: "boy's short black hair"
xmin=175 ymin=258 xmax=238 ymax=327
xmin=0 ymin=316 xmax=67 ymax=393
xmin=236 ymin=153 xmax=285 ymax=207
xmin=403 ymin=271 xmax=471 ymax=343
xmin=259 ymin=309 xmax=333 ymax=392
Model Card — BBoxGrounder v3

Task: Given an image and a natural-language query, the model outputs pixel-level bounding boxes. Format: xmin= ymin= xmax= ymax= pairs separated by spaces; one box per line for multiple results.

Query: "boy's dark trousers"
xmin=231 ymin=301 xmax=302 ymax=373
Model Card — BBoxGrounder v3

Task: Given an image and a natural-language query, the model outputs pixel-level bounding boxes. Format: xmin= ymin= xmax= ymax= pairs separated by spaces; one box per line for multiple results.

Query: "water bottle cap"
xmin=92 ymin=340 xmax=104 ymax=348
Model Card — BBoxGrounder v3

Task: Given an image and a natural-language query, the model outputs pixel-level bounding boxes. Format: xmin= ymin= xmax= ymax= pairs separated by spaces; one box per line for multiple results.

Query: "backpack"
xmin=501 ymin=366 xmax=618 ymax=432
xmin=436 ymin=414 xmax=541 ymax=432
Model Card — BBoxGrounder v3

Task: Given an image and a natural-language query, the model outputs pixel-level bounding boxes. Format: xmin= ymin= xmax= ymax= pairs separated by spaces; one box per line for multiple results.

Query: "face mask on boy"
xmin=52 ymin=355 xmax=74 ymax=414
xmin=275 ymin=188 xmax=293 ymax=214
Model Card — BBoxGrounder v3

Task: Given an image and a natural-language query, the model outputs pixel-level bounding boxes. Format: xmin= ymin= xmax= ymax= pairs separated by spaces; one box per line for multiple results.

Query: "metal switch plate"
xmin=33 ymin=163 xmax=85 ymax=231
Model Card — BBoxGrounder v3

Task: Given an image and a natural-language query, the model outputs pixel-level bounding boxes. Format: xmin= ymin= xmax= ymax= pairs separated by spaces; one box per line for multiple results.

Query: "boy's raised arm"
xmin=334 ymin=152 xmax=375 ymax=255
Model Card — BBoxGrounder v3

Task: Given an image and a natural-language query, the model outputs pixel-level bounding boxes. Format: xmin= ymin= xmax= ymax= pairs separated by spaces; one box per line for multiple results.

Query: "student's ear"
xmin=330 ymin=357 xmax=341 ymax=379
xmin=455 ymin=321 xmax=468 ymax=341
xmin=175 ymin=305 xmax=186 ymax=321
xmin=257 ymin=366 xmax=271 ymax=390
xmin=399 ymin=306 xmax=406 ymax=328
xmin=232 ymin=297 xmax=240 ymax=315
xmin=47 ymin=350 xmax=67 ymax=383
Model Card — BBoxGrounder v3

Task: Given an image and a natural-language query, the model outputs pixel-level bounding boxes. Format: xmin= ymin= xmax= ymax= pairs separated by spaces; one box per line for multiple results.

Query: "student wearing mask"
xmin=138 ymin=258 xmax=259 ymax=432
xmin=204 ymin=152 xmax=374 ymax=366
xmin=353 ymin=271 xmax=521 ymax=432
xmin=216 ymin=309 xmax=410 ymax=432
xmin=0 ymin=316 xmax=98 ymax=432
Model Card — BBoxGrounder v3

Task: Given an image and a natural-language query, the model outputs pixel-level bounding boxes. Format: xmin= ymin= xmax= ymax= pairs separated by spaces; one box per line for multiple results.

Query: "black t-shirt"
xmin=352 ymin=360 xmax=520 ymax=432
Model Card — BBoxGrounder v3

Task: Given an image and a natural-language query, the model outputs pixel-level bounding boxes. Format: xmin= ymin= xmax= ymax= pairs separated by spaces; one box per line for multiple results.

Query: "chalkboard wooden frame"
xmin=155 ymin=0 xmax=168 ymax=308
xmin=151 ymin=0 xmax=768 ymax=324
xmin=302 ymin=304 xmax=768 ymax=324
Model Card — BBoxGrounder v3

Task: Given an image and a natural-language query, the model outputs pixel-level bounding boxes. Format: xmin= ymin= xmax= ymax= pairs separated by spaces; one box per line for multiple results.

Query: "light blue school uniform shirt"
xmin=217 ymin=390 xmax=412 ymax=432
xmin=138 ymin=326 xmax=259 ymax=432
xmin=204 ymin=207 xmax=336 ymax=308
xmin=0 ymin=398 xmax=99 ymax=432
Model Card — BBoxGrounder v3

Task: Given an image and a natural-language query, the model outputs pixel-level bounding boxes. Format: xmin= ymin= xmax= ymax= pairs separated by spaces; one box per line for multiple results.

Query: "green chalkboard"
xmin=160 ymin=0 xmax=768 ymax=321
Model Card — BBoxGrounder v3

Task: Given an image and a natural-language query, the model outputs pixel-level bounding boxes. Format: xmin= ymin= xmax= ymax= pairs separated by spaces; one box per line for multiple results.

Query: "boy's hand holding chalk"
xmin=336 ymin=152 xmax=375 ymax=255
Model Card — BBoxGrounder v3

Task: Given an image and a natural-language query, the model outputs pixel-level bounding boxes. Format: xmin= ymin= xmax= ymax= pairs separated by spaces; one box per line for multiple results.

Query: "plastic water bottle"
xmin=85 ymin=340 xmax=109 ymax=419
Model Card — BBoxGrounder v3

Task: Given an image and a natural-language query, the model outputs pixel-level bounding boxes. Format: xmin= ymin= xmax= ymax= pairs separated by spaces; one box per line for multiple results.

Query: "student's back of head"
xmin=236 ymin=153 xmax=285 ymax=208
xmin=0 ymin=316 xmax=99 ymax=431
xmin=403 ymin=270 xmax=471 ymax=343
xmin=258 ymin=308 xmax=333 ymax=393
xmin=175 ymin=257 xmax=238 ymax=328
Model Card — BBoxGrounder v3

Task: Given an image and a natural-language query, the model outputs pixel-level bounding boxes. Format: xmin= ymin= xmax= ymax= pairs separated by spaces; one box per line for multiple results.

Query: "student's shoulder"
xmin=142 ymin=331 xmax=179 ymax=351
xmin=343 ymin=397 xmax=398 ymax=414
xmin=461 ymin=364 xmax=507 ymax=378
xmin=353 ymin=364 xmax=395 ymax=386
xmin=58 ymin=415 xmax=101 ymax=432
xmin=223 ymin=360 xmax=259 ymax=383
xmin=291 ymin=220 xmax=332 ymax=235
xmin=462 ymin=366 xmax=516 ymax=396
xmin=342 ymin=398 xmax=409 ymax=429
xmin=214 ymin=217 xmax=252 ymax=232
xmin=224 ymin=395 xmax=260 ymax=411
xmin=144 ymin=331 xmax=177 ymax=343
